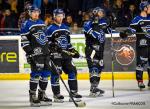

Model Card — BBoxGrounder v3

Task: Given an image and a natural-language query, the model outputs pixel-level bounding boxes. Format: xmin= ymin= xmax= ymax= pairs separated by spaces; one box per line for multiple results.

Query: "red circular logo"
xmin=115 ymin=45 xmax=135 ymax=65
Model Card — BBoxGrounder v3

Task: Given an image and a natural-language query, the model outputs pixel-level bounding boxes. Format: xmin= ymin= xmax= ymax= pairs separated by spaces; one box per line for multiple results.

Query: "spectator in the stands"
xmin=112 ymin=0 xmax=127 ymax=27
xmin=40 ymin=0 xmax=54 ymax=20
xmin=18 ymin=1 xmax=31 ymax=29
xmin=124 ymin=4 xmax=138 ymax=26
xmin=1 ymin=0 xmax=11 ymax=10
xmin=64 ymin=14 xmax=74 ymax=27
xmin=44 ymin=14 xmax=53 ymax=26
xmin=10 ymin=0 xmax=18 ymax=14
xmin=70 ymin=22 xmax=80 ymax=34
xmin=81 ymin=12 xmax=90 ymax=27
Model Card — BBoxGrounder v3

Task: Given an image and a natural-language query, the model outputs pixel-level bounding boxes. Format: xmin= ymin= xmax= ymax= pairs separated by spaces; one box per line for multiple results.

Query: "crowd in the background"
xmin=0 ymin=0 xmax=149 ymax=35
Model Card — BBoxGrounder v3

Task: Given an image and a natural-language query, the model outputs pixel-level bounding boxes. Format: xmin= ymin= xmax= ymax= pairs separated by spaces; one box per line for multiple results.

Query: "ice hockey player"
xmin=83 ymin=7 xmax=112 ymax=97
xmin=46 ymin=8 xmax=82 ymax=103
xmin=120 ymin=1 xmax=150 ymax=90
xmin=18 ymin=1 xmax=31 ymax=29
xmin=20 ymin=5 xmax=54 ymax=106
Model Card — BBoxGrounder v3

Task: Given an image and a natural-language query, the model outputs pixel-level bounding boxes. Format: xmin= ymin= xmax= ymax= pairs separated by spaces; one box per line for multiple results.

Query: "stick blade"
xmin=76 ymin=101 xmax=86 ymax=107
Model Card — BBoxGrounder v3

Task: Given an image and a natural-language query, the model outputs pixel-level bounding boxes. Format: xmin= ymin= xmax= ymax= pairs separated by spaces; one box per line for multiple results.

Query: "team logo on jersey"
xmin=140 ymin=39 xmax=147 ymax=46
xmin=33 ymin=30 xmax=48 ymax=45
xmin=33 ymin=47 xmax=42 ymax=55
xmin=57 ymin=35 xmax=69 ymax=49
xmin=115 ymin=45 xmax=135 ymax=65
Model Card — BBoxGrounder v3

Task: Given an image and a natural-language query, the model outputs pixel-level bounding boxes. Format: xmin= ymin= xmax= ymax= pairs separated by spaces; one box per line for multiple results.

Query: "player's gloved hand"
xmin=99 ymin=24 xmax=107 ymax=30
xmin=70 ymin=49 xmax=80 ymax=58
xmin=26 ymin=51 xmax=33 ymax=64
xmin=55 ymin=45 xmax=62 ymax=53
xmin=120 ymin=29 xmax=132 ymax=39
xmin=120 ymin=31 xmax=127 ymax=39
xmin=49 ymin=42 xmax=62 ymax=53
xmin=91 ymin=30 xmax=105 ymax=43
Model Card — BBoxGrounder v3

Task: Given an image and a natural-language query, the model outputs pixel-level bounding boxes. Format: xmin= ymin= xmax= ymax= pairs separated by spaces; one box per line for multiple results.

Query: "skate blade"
xmin=54 ymin=98 xmax=64 ymax=103
xmin=76 ymin=101 xmax=86 ymax=107
xmin=40 ymin=101 xmax=52 ymax=106
xmin=89 ymin=92 xmax=103 ymax=97
xmin=30 ymin=102 xmax=40 ymax=107
xmin=69 ymin=98 xmax=81 ymax=102
xmin=139 ymin=87 xmax=145 ymax=91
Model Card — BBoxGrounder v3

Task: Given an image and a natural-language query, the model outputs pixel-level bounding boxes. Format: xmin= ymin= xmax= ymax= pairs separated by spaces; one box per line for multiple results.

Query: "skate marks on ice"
xmin=0 ymin=80 xmax=150 ymax=109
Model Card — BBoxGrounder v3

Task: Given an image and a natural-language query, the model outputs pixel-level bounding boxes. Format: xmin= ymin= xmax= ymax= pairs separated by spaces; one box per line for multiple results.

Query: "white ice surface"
xmin=0 ymin=80 xmax=150 ymax=109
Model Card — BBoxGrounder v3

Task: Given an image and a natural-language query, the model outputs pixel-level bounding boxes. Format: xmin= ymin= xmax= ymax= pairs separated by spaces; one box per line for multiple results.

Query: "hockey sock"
xmin=30 ymin=78 xmax=39 ymax=92
xmin=52 ymin=85 xmax=60 ymax=95
xmin=90 ymin=76 xmax=100 ymax=87
xmin=39 ymin=77 xmax=48 ymax=91
xmin=136 ymin=70 xmax=143 ymax=82
xmin=68 ymin=80 xmax=78 ymax=92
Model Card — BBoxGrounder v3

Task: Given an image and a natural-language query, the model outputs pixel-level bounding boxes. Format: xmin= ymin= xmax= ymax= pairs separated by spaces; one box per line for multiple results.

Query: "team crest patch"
xmin=115 ymin=45 xmax=135 ymax=65
xmin=33 ymin=30 xmax=47 ymax=45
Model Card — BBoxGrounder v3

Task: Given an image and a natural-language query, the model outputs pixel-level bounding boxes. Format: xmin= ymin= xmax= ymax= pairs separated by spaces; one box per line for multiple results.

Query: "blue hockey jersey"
xmin=46 ymin=23 xmax=73 ymax=50
xmin=129 ymin=15 xmax=150 ymax=38
xmin=83 ymin=18 xmax=110 ymax=45
xmin=129 ymin=15 xmax=150 ymax=47
xmin=20 ymin=19 xmax=49 ymax=55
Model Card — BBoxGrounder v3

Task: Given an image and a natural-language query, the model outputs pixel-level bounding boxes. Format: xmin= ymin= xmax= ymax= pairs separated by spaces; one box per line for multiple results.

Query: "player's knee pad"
xmin=139 ymin=56 xmax=148 ymax=65
xmin=51 ymin=74 xmax=60 ymax=86
xmin=89 ymin=67 xmax=101 ymax=76
xmin=30 ymin=73 xmax=40 ymax=83
xmin=136 ymin=65 xmax=144 ymax=81
xmin=136 ymin=64 xmax=144 ymax=71
xmin=30 ymin=71 xmax=40 ymax=79
xmin=40 ymin=77 xmax=48 ymax=82
xmin=68 ymin=71 xmax=77 ymax=80
xmin=89 ymin=67 xmax=101 ymax=85
xmin=40 ymin=70 xmax=51 ymax=78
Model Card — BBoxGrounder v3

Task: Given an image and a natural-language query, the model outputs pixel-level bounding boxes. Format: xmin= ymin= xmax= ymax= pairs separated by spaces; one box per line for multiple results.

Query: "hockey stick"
xmin=50 ymin=59 xmax=86 ymax=107
xmin=110 ymin=27 xmax=115 ymax=98
xmin=115 ymin=27 xmax=150 ymax=35
xmin=62 ymin=50 xmax=100 ymax=64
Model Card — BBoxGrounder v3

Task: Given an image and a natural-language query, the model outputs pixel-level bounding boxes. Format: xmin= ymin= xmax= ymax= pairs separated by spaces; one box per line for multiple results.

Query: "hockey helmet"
xmin=92 ymin=7 xmax=105 ymax=16
xmin=28 ymin=5 xmax=41 ymax=15
xmin=139 ymin=1 xmax=149 ymax=11
xmin=24 ymin=1 xmax=32 ymax=11
xmin=53 ymin=8 xmax=65 ymax=18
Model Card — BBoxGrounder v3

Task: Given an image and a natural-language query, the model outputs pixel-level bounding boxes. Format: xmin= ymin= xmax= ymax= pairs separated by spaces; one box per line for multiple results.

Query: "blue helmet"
xmin=28 ymin=5 xmax=41 ymax=15
xmin=92 ymin=7 xmax=105 ymax=16
xmin=53 ymin=8 xmax=65 ymax=18
xmin=139 ymin=1 xmax=149 ymax=11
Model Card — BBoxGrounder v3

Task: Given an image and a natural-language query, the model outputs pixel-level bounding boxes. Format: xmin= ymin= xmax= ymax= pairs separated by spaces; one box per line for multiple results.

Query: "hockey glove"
xmin=26 ymin=54 xmax=34 ymax=64
xmin=70 ymin=49 xmax=80 ymax=58
xmin=120 ymin=32 xmax=127 ymax=39
xmin=120 ymin=29 xmax=132 ymax=39
xmin=26 ymin=51 xmax=34 ymax=64
xmin=55 ymin=45 xmax=62 ymax=53
xmin=49 ymin=42 xmax=62 ymax=53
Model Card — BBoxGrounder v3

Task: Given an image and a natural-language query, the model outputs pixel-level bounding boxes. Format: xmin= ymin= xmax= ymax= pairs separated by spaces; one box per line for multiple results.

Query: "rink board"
xmin=0 ymin=72 xmax=149 ymax=80
xmin=0 ymin=35 xmax=149 ymax=80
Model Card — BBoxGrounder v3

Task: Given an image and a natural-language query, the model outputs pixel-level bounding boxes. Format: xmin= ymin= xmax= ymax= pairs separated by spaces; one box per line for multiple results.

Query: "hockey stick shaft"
xmin=62 ymin=50 xmax=99 ymax=63
xmin=50 ymin=60 xmax=81 ymax=107
xmin=59 ymin=76 xmax=78 ymax=107
xmin=110 ymin=28 xmax=115 ymax=98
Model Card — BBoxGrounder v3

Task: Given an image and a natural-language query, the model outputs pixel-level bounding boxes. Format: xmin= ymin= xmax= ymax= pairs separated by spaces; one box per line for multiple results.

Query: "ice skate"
xmin=89 ymin=87 xmax=105 ymax=97
xmin=54 ymin=94 xmax=64 ymax=103
xmin=69 ymin=91 xmax=82 ymax=102
xmin=29 ymin=90 xmax=40 ymax=107
xmin=38 ymin=89 xmax=52 ymax=106
xmin=138 ymin=82 xmax=145 ymax=91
